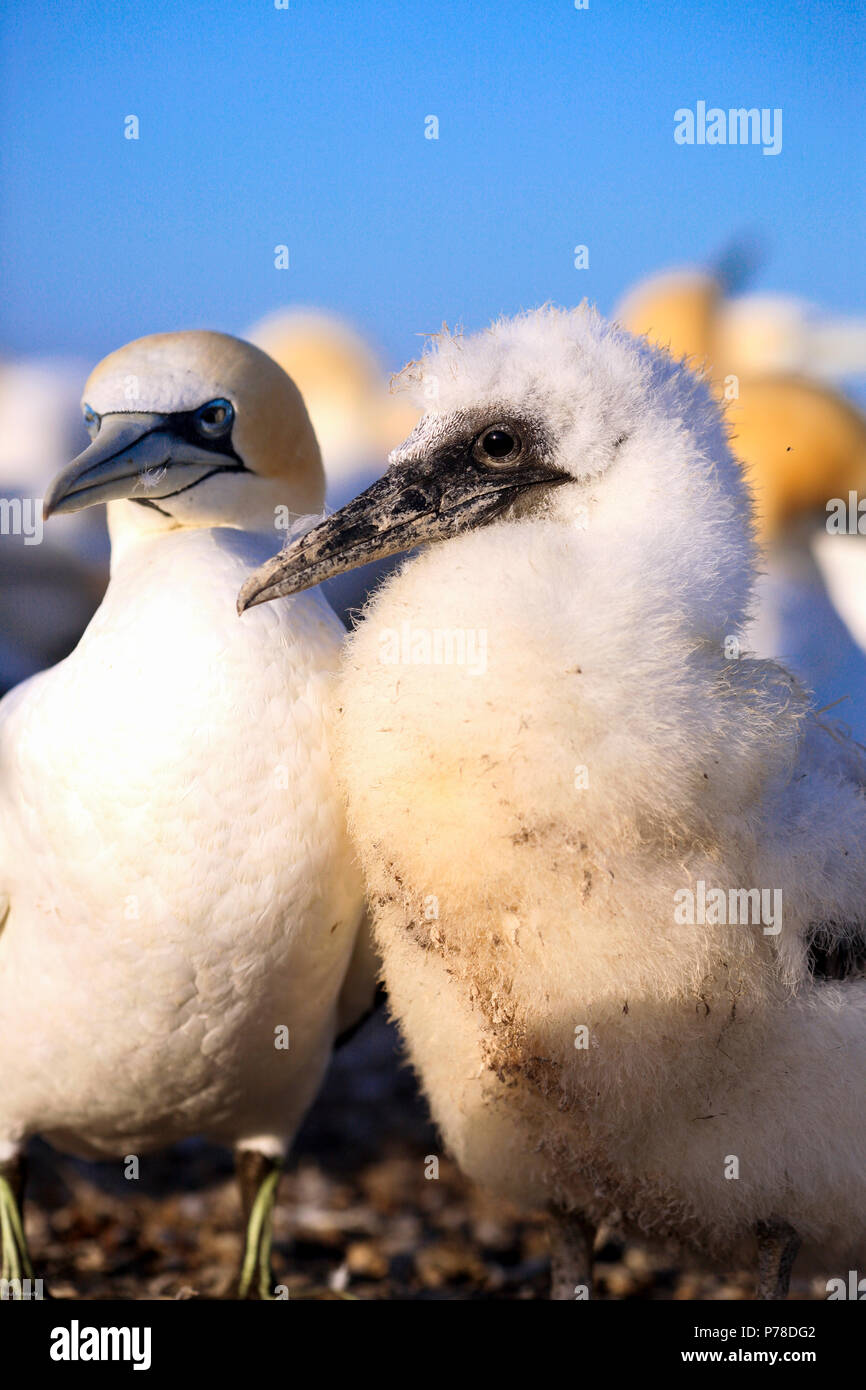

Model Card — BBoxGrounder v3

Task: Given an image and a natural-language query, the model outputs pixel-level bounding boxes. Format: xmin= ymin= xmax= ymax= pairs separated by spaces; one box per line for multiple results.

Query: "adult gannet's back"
xmin=0 ymin=331 xmax=371 ymax=1298
xmin=241 ymin=306 xmax=866 ymax=1300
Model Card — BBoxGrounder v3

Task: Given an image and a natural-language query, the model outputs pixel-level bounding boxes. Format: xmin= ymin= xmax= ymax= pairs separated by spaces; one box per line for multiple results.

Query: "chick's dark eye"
xmin=483 ymin=430 xmax=514 ymax=456
xmin=194 ymin=398 xmax=234 ymax=437
xmin=82 ymin=404 xmax=100 ymax=439
xmin=473 ymin=425 xmax=522 ymax=466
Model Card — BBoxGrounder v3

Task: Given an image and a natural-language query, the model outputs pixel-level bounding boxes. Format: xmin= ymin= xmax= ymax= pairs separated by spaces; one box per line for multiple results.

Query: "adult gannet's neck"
xmin=106 ymin=489 xmax=309 ymax=570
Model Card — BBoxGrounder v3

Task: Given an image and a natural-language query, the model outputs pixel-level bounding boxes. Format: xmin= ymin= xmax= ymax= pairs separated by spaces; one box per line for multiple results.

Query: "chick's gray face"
xmin=393 ymin=404 xmax=552 ymax=471
xmin=238 ymin=408 xmax=570 ymax=612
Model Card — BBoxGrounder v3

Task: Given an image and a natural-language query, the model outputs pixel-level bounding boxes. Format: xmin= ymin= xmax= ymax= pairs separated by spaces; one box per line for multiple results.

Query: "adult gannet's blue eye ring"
xmin=194 ymin=398 xmax=234 ymax=438
xmin=473 ymin=424 xmax=523 ymax=467
xmin=83 ymin=404 xmax=101 ymax=439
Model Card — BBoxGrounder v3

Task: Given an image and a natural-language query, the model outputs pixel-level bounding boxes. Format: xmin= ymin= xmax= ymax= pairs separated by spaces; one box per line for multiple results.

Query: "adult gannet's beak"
xmin=238 ymin=444 xmax=569 ymax=612
xmin=43 ymin=413 xmax=239 ymax=519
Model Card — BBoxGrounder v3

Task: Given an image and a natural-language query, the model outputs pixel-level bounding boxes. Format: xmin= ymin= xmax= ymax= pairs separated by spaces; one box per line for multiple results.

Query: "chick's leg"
xmin=549 ymin=1209 xmax=596 ymax=1300
xmin=755 ymin=1218 xmax=800 ymax=1300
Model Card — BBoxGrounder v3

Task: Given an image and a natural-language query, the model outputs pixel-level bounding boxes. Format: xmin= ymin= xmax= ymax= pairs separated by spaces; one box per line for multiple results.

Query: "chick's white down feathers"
xmin=335 ymin=306 xmax=866 ymax=1264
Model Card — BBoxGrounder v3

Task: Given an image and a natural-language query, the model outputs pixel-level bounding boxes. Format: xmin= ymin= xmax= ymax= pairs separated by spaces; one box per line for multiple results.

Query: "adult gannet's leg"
xmin=549 ymin=1210 xmax=596 ymax=1300
xmin=0 ymin=1153 xmax=36 ymax=1299
xmin=755 ymin=1219 xmax=801 ymax=1300
xmin=231 ymin=1148 xmax=284 ymax=1301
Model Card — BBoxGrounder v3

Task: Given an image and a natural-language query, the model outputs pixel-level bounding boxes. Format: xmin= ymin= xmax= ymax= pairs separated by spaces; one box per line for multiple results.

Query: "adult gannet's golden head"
xmin=43 ymin=331 xmax=323 ymax=539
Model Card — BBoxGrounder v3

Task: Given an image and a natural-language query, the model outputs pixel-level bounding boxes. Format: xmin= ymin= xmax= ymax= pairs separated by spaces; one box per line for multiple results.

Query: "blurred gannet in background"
xmin=246 ymin=309 xmax=418 ymax=505
xmin=616 ymin=264 xmax=866 ymax=383
xmin=246 ymin=309 xmax=418 ymax=625
xmin=617 ymin=265 xmax=866 ymax=743
xmin=242 ymin=305 xmax=866 ymax=1299
xmin=0 ymin=331 xmax=371 ymax=1298
xmin=0 ymin=357 xmax=108 ymax=692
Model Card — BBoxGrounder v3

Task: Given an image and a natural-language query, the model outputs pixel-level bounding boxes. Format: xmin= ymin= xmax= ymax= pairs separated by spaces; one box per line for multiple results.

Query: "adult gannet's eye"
xmin=194 ymin=398 xmax=234 ymax=437
xmin=473 ymin=425 xmax=523 ymax=466
xmin=83 ymin=404 xmax=100 ymax=439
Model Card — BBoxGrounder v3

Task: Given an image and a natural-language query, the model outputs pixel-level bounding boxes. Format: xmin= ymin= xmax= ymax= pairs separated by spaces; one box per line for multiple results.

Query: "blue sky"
xmin=1 ymin=0 xmax=862 ymax=370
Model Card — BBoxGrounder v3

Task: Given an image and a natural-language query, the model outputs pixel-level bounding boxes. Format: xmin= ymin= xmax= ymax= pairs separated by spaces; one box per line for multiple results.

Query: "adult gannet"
xmin=0 ymin=331 xmax=371 ymax=1298
xmin=241 ymin=305 xmax=866 ymax=1300
xmin=616 ymin=266 xmax=866 ymax=384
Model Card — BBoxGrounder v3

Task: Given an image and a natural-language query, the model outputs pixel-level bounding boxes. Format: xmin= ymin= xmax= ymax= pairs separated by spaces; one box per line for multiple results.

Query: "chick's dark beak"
xmin=238 ymin=442 xmax=569 ymax=613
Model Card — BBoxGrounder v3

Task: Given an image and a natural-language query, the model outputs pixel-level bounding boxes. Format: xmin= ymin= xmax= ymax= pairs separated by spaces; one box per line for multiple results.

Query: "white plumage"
xmin=242 ymin=304 xmax=866 ymax=1298
xmin=0 ymin=330 xmax=371 ymax=1297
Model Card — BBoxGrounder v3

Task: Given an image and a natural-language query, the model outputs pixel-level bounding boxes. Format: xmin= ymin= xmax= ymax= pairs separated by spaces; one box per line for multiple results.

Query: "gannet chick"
xmin=241 ymin=305 xmax=866 ymax=1300
xmin=0 ymin=331 xmax=372 ymax=1298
